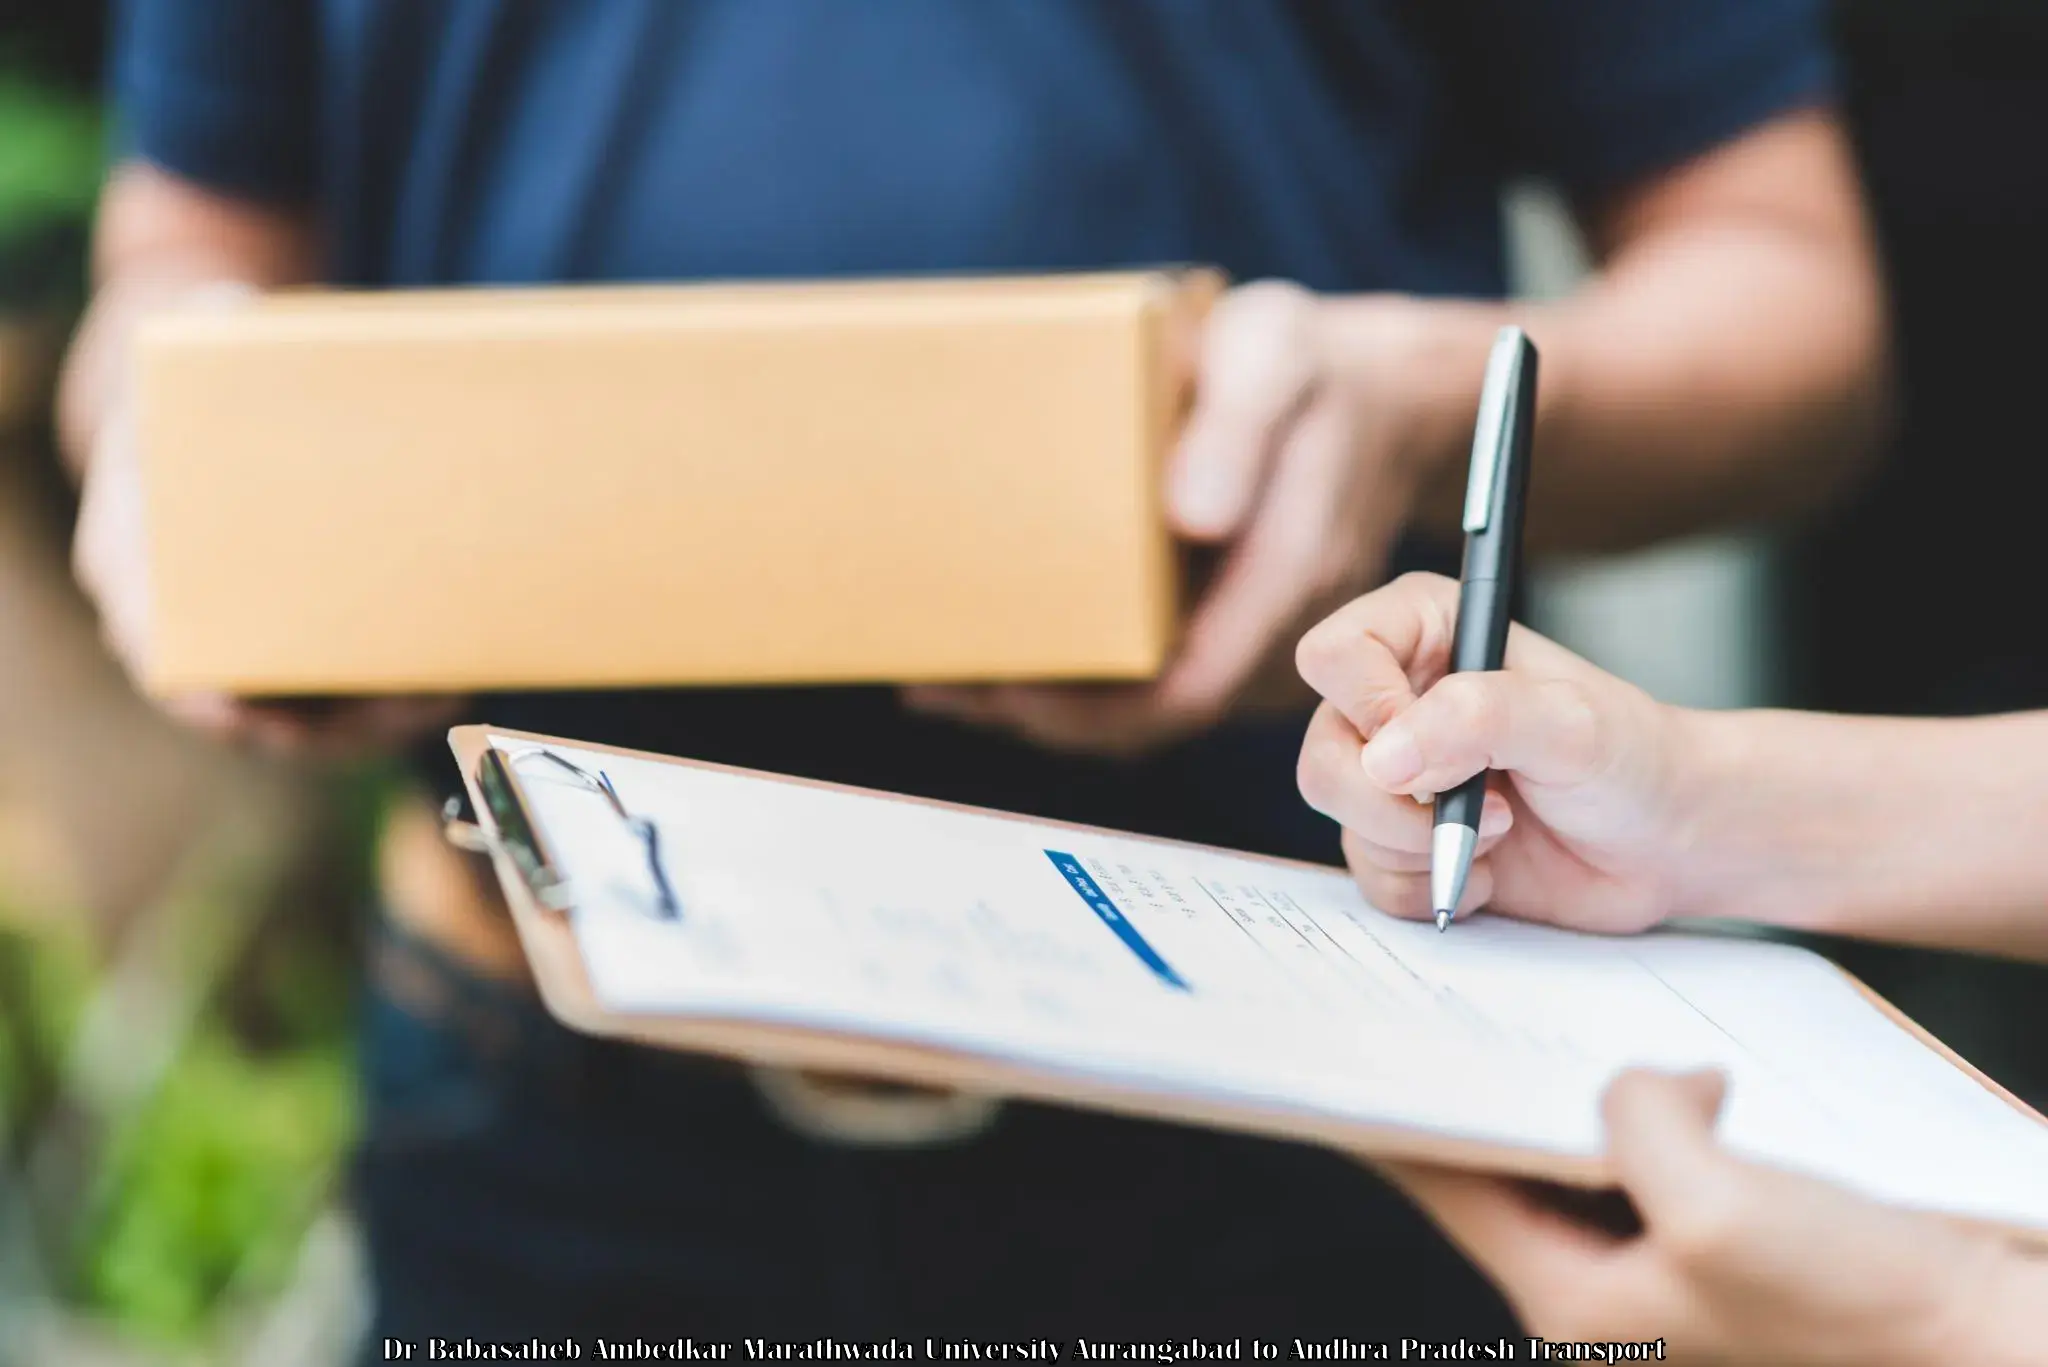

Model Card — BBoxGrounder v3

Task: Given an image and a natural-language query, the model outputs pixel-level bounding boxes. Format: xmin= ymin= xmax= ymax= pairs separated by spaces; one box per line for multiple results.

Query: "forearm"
xmin=1964 ymin=1256 xmax=2048 ymax=1367
xmin=58 ymin=161 xmax=317 ymax=474
xmin=1535 ymin=224 xmax=1882 ymax=549
xmin=1668 ymin=707 xmax=2048 ymax=962
xmin=1358 ymin=111 xmax=1887 ymax=552
xmin=1375 ymin=240 xmax=1883 ymax=552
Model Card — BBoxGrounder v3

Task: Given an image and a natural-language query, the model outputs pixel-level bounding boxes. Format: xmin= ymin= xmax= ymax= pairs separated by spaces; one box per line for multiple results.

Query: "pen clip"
xmin=1461 ymin=326 xmax=1529 ymax=534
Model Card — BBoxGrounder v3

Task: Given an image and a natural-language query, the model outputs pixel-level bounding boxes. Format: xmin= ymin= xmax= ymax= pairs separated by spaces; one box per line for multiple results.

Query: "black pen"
xmin=1432 ymin=326 xmax=1538 ymax=931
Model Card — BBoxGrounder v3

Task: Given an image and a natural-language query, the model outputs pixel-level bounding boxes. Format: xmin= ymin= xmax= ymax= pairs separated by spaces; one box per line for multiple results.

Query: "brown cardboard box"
xmin=135 ymin=269 xmax=1220 ymax=695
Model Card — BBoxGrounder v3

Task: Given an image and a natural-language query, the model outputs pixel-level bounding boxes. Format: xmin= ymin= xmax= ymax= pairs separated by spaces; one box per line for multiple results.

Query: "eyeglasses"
xmin=504 ymin=748 xmax=683 ymax=921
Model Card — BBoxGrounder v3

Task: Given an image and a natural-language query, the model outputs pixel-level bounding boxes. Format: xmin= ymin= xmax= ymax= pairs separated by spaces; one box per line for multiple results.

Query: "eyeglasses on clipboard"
xmin=442 ymin=744 xmax=683 ymax=922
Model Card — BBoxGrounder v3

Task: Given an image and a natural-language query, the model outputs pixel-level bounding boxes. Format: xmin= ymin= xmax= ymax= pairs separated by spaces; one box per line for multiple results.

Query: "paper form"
xmin=498 ymin=735 xmax=2048 ymax=1233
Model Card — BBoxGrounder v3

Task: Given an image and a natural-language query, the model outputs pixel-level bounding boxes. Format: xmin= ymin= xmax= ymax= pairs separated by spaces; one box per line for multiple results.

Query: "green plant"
xmin=71 ymin=1026 xmax=355 ymax=1344
xmin=0 ymin=766 xmax=396 ymax=1348
xmin=0 ymin=68 xmax=102 ymax=239
xmin=0 ymin=917 xmax=95 ymax=1156
xmin=0 ymin=62 xmax=104 ymax=312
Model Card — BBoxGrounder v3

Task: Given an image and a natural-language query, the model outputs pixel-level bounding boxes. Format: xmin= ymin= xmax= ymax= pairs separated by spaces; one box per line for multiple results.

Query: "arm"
xmin=1300 ymin=584 xmax=2048 ymax=1364
xmin=1385 ymin=108 xmax=1888 ymax=551
xmin=1676 ymin=708 xmax=2048 ymax=962
xmin=1296 ymin=575 xmax=2048 ymax=967
xmin=912 ymin=109 xmax=1886 ymax=755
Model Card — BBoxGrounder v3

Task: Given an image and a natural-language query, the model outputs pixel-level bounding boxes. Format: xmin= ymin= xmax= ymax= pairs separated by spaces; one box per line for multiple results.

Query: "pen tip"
xmin=1435 ymin=909 xmax=1451 ymax=933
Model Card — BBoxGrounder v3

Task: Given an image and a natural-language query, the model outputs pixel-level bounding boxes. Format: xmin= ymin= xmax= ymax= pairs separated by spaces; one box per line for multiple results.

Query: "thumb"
xmin=1357 ymin=669 xmax=1608 ymax=796
xmin=1165 ymin=280 xmax=1321 ymax=541
xmin=74 ymin=409 xmax=154 ymax=673
xmin=1602 ymin=1069 xmax=1741 ymax=1240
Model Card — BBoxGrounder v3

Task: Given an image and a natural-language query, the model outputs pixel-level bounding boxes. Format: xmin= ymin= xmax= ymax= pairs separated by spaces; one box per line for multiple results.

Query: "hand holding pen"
xmin=1292 ymin=323 xmax=1691 ymax=936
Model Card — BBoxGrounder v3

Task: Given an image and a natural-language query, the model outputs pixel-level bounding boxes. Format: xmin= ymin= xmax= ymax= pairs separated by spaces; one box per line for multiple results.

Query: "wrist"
xmin=1317 ymin=294 xmax=1505 ymax=499
xmin=1919 ymin=1245 xmax=2048 ymax=1367
xmin=1661 ymin=708 xmax=2048 ymax=953
xmin=1657 ymin=705 xmax=1795 ymax=922
xmin=1657 ymin=708 xmax=1967 ymax=935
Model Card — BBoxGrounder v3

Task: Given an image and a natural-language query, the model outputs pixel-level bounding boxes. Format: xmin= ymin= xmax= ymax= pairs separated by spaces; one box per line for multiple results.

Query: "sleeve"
xmin=1418 ymin=0 xmax=1837 ymax=200
xmin=110 ymin=0 xmax=319 ymax=203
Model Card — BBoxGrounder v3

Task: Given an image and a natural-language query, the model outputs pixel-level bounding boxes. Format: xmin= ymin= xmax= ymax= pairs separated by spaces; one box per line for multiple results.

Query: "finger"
xmin=1357 ymin=670 xmax=1608 ymax=800
xmin=1337 ymin=819 xmax=1513 ymax=876
xmin=901 ymin=688 xmax=1114 ymax=754
xmin=1155 ymin=396 xmax=1350 ymax=721
xmin=902 ymin=684 xmax=974 ymax=712
xmin=350 ymin=695 xmax=466 ymax=745
xmin=1340 ymin=831 xmax=1432 ymax=874
xmin=73 ymin=418 xmax=152 ymax=674
xmin=1160 ymin=274 xmax=1210 ymax=394
xmin=1307 ymin=740 xmax=1515 ymax=858
xmin=1166 ymin=280 xmax=1322 ymax=541
xmin=293 ymin=695 xmax=468 ymax=759
xmin=939 ymin=683 xmax=1177 ymax=757
xmin=246 ymin=711 xmax=331 ymax=757
xmin=1601 ymin=1069 xmax=1744 ymax=1245
xmin=1340 ymin=802 xmax=1516 ymax=871
xmin=901 ymin=685 xmax=1005 ymax=725
xmin=1344 ymin=833 xmax=1496 ymax=922
xmin=177 ymin=694 xmax=459 ymax=760
xmin=1380 ymin=1162 xmax=1621 ymax=1301
xmin=1295 ymin=572 xmax=1461 ymax=736
xmin=163 ymin=692 xmax=254 ymax=738
xmin=1302 ymin=707 xmax=1518 ymax=849
xmin=1299 ymin=572 xmax=1599 ymax=741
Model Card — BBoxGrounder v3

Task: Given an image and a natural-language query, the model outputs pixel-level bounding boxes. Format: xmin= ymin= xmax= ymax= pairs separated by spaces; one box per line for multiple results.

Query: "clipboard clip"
xmin=441 ymin=745 xmax=683 ymax=921
xmin=443 ymin=739 xmax=998 ymax=1148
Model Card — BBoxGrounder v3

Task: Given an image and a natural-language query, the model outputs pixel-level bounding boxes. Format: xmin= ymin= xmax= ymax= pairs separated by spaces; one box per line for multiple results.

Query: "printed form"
xmin=499 ymin=736 xmax=2048 ymax=1234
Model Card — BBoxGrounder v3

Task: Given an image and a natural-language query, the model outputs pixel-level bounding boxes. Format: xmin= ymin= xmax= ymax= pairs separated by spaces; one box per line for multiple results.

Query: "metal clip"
xmin=443 ymin=746 xmax=678 ymax=920
xmin=439 ymin=760 xmax=578 ymax=914
xmin=1461 ymin=326 xmax=1529 ymax=534
xmin=441 ymin=796 xmax=494 ymax=854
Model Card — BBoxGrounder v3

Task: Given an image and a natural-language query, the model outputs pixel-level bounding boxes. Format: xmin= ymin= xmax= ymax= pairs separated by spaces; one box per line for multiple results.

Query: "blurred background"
xmin=3 ymin=1 xmax=2047 ymax=1362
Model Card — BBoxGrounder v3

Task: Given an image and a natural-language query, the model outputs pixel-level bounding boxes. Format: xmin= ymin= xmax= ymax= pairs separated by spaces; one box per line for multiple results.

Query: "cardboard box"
xmin=135 ymin=269 xmax=1220 ymax=695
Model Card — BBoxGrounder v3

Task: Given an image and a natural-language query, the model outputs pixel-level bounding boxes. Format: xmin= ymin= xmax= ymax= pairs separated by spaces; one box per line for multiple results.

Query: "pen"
xmin=1432 ymin=326 xmax=1538 ymax=931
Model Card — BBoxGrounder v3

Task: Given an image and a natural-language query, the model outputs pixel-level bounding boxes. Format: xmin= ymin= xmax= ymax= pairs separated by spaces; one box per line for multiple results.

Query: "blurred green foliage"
xmin=0 ymin=60 xmax=104 ymax=312
xmin=74 ymin=1028 xmax=354 ymax=1344
xmin=0 ymin=67 xmax=103 ymax=238
xmin=0 ymin=765 xmax=395 ymax=1349
xmin=0 ymin=916 xmax=95 ymax=1149
xmin=60 ymin=767 xmax=388 ymax=1347
xmin=0 ymin=902 xmax=360 ymax=1348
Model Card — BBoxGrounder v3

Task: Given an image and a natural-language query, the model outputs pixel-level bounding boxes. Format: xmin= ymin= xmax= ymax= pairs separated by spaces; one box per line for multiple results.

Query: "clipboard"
xmin=445 ymin=723 xmax=2048 ymax=1240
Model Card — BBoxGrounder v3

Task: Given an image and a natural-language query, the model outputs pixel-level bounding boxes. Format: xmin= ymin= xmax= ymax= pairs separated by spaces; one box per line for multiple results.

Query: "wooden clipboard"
xmin=447 ymin=724 xmax=2048 ymax=1229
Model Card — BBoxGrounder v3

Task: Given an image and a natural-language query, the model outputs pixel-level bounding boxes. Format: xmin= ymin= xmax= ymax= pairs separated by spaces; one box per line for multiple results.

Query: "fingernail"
xmin=1480 ymin=803 xmax=1513 ymax=837
xmin=1361 ymin=724 xmax=1422 ymax=788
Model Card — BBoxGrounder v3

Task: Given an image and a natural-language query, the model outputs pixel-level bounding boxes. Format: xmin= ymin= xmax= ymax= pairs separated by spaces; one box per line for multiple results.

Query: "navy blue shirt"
xmin=114 ymin=0 xmax=1832 ymax=859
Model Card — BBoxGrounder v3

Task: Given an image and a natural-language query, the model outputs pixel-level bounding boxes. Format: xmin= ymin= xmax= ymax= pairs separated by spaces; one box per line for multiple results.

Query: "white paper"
xmin=497 ymin=735 xmax=2048 ymax=1233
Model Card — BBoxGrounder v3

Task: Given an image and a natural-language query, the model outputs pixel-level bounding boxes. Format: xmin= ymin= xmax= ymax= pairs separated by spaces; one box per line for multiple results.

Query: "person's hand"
xmin=71 ymin=289 xmax=462 ymax=760
xmin=1294 ymin=571 xmax=1704 ymax=932
xmin=1380 ymin=1070 xmax=2045 ymax=1366
xmin=906 ymin=283 xmax=1474 ymax=757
